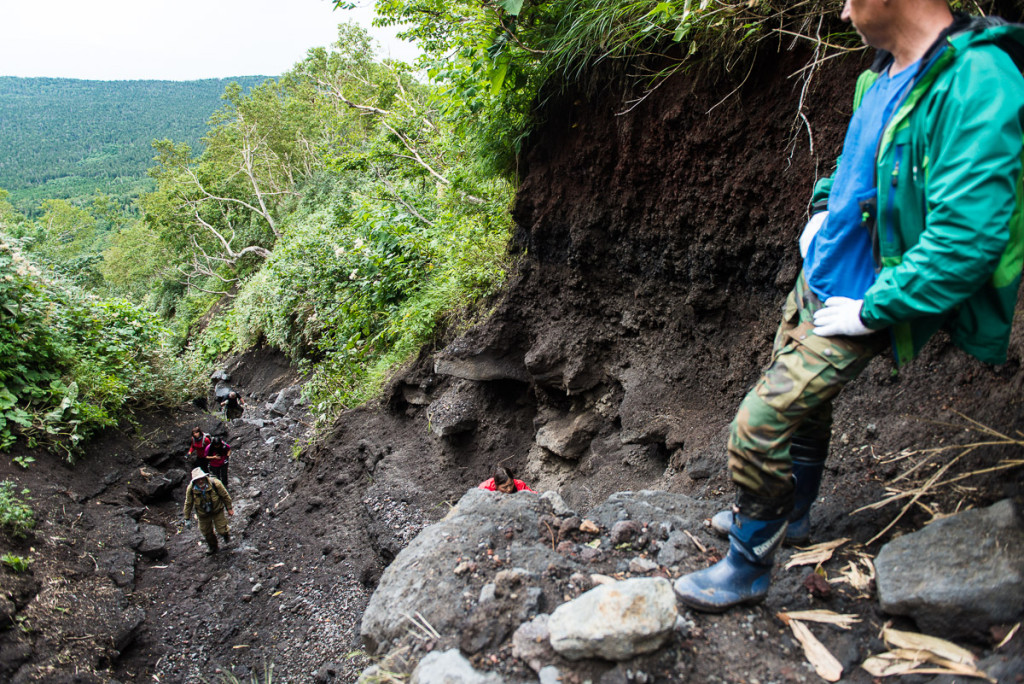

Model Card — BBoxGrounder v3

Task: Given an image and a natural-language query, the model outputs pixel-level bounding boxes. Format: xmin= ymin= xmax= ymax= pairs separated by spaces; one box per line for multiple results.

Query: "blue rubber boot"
xmin=674 ymin=512 xmax=788 ymax=612
xmin=711 ymin=437 xmax=827 ymax=545
xmin=785 ymin=438 xmax=827 ymax=544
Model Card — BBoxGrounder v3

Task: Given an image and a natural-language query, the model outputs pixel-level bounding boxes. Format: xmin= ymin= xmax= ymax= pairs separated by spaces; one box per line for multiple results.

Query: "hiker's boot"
xmin=785 ymin=437 xmax=827 ymax=545
xmin=205 ymin=536 xmax=219 ymax=555
xmin=711 ymin=437 xmax=828 ymax=545
xmin=674 ymin=511 xmax=788 ymax=613
xmin=221 ymin=532 xmax=231 ymax=545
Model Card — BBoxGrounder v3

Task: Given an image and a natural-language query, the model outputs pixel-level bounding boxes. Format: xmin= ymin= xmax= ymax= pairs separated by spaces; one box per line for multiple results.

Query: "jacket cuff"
xmin=858 ymin=304 xmax=886 ymax=330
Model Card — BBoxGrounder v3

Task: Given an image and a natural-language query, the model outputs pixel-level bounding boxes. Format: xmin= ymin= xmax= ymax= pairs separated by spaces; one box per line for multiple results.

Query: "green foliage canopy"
xmin=0 ymin=234 xmax=193 ymax=454
xmin=366 ymin=0 xmax=1022 ymax=170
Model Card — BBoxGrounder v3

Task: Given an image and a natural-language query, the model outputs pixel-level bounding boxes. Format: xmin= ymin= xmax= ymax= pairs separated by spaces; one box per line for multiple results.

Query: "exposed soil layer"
xmin=2 ymin=40 xmax=1024 ymax=683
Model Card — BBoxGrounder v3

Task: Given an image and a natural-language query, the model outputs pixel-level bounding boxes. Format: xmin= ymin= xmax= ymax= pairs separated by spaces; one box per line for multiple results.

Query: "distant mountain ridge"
xmin=0 ymin=75 xmax=271 ymax=209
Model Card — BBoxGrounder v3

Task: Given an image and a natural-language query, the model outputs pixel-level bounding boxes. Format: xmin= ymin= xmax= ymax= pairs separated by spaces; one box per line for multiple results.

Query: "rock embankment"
xmin=359 ymin=490 xmax=1024 ymax=683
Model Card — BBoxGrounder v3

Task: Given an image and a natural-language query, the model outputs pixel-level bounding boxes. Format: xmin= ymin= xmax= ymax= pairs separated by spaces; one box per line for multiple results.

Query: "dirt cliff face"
xmin=366 ymin=48 xmax=870 ymax=513
xmin=405 ymin=42 xmax=1024 ymax=517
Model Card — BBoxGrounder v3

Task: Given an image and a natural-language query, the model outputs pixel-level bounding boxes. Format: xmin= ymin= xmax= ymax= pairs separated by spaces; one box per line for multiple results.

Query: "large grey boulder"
xmin=128 ymin=467 xmax=186 ymax=503
xmin=98 ymin=550 xmax=136 ymax=588
xmin=875 ymin=499 xmax=1024 ymax=638
xmin=548 ymin=577 xmax=677 ymax=660
xmin=410 ymin=650 xmax=505 ymax=684
xmin=270 ymin=385 xmax=301 ymax=416
xmin=134 ymin=524 xmax=167 ymax=560
xmin=523 ymin=337 xmax=601 ymax=394
xmin=360 ymin=488 xmax=715 ymax=666
xmin=360 ymin=488 xmax=562 ymax=653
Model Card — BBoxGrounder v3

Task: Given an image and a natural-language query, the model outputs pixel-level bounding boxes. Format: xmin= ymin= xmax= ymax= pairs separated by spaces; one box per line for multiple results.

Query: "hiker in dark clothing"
xmin=204 ymin=436 xmax=231 ymax=489
xmin=220 ymin=390 xmax=246 ymax=420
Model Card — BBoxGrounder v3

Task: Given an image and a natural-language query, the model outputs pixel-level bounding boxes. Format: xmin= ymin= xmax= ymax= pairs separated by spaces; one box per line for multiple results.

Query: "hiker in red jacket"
xmin=186 ymin=427 xmax=211 ymax=470
xmin=478 ymin=467 xmax=534 ymax=493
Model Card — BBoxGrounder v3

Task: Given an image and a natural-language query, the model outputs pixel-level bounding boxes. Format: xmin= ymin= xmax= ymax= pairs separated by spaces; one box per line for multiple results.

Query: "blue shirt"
xmin=805 ymin=60 xmax=920 ymax=301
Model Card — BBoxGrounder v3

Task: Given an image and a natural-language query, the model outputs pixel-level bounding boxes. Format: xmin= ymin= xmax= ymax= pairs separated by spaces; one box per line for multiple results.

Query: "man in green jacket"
xmin=676 ymin=0 xmax=1024 ymax=612
xmin=183 ymin=467 xmax=234 ymax=555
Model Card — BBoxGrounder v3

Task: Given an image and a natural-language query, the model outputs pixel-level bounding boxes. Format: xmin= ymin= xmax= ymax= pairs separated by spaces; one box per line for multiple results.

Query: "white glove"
xmin=812 ymin=297 xmax=873 ymax=337
xmin=799 ymin=211 xmax=828 ymax=259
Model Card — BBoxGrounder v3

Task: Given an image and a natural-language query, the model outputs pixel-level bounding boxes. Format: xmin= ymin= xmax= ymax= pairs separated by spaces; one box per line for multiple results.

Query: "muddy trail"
xmin=2 ymin=43 xmax=1024 ymax=683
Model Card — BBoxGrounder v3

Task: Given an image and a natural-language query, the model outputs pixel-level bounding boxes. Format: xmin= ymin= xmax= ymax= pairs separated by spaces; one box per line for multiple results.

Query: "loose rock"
xmin=547 ymin=577 xmax=677 ymax=661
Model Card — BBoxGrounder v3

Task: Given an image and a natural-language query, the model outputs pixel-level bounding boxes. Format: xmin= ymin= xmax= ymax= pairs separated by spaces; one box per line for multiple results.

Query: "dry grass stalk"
xmin=827 ymin=556 xmax=875 ymax=597
xmin=402 ymin=611 xmax=441 ymax=643
xmin=861 ymin=649 xmax=994 ymax=682
xmin=996 ymin=622 xmax=1020 ymax=649
xmin=782 ymin=618 xmax=843 ymax=681
xmin=784 ymin=538 xmax=849 ymax=570
xmin=777 ymin=609 xmax=860 ymax=630
xmin=861 ymin=626 xmax=994 ymax=682
xmin=882 ymin=627 xmax=976 ymax=664
xmin=851 ymin=412 xmax=1024 ymax=545
xmin=683 ymin=529 xmax=707 ymax=553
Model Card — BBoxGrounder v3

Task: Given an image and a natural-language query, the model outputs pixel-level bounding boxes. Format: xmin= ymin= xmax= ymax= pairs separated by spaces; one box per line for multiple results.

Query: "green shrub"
xmin=230 ymin=170 xmax=513 ymax=420
xmin=0 ymin=553 xmax=31 ymax=573
xmin=0 ymin=235 xmax=192 ymax=454
xmin=0 ymin=481 xmax=34 ymax=537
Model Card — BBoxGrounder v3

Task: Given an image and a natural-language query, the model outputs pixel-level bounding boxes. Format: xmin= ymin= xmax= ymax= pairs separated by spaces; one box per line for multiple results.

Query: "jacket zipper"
xmin=871 ymin=47 xmax=950 ymax=267
xmin=885 ymin=151 xmax=902 ymax=256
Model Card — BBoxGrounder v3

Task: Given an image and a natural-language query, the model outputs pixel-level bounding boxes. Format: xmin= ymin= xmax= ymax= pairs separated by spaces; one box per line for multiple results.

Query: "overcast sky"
xmin=0 ymin=0 xmax=420 ymax=81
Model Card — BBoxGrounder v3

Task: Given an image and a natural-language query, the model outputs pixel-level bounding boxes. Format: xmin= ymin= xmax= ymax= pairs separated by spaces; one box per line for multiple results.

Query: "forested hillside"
xmin=0 ymin=76 xmax=268 ymax=211
xmin=0 ymin=21 xmax=515 ymax=457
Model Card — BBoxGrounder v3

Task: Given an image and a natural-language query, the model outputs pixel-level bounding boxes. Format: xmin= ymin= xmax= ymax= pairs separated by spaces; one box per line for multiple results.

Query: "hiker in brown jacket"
xmin=183 ymin=468 xmax=234 ymax=555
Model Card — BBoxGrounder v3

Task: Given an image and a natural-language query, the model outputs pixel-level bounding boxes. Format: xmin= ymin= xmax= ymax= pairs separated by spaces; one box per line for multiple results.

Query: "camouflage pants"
xmin=727 ymin=273 xmax=888 ymax=510
xmin=198 ymin=509 xmax=229 ymax=547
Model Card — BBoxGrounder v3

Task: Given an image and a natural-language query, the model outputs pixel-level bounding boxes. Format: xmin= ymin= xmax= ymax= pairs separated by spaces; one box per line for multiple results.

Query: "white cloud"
xmin=0 ymin=0 xmax=419 ymax=81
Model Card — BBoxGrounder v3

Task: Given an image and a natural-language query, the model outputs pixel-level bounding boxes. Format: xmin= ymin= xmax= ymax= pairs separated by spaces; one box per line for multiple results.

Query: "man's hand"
xmin=184 ymin=519 xmax=193 ymax=529
xmin=227 ymin=508 xmax=234 ymax=516
xmin=799 ymin=211 xmax=828 ymax=259
xmin=812 ymin=297 xmax=873 ymax=337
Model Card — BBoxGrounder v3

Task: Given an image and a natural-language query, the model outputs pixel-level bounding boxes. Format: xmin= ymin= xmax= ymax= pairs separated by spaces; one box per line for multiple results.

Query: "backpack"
xmin=189 ymin=433 xmax=211 ymax=454
xmin=193 ymin=482 xmax=215 ymax=514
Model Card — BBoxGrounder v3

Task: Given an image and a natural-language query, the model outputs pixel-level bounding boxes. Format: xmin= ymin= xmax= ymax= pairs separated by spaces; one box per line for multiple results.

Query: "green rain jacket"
xmin=811 ymin=16 xmax=1024 ymax=366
